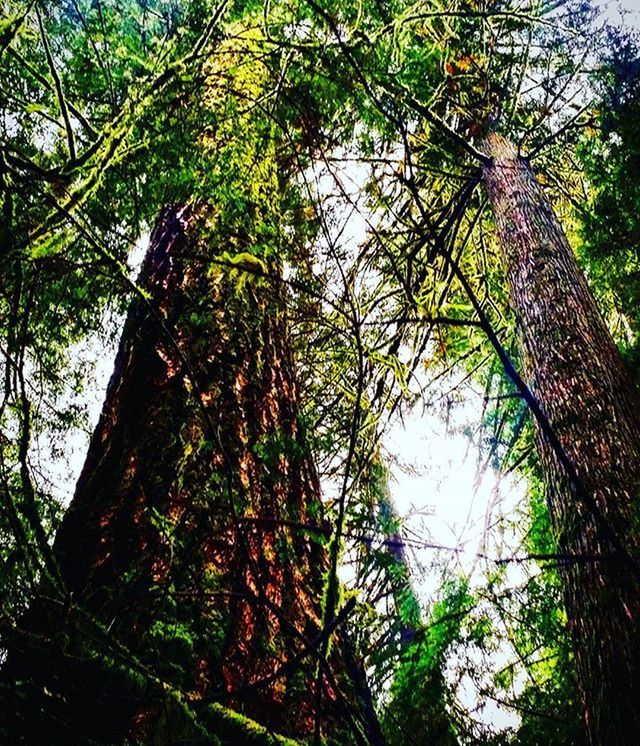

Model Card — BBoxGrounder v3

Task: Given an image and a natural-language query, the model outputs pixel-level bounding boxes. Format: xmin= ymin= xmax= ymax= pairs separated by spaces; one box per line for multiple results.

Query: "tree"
xmin=4 ymin=0 xmax=640 ymax=742
xmin=1 ymin=201 xmax=375 ymax=743
xmin=481 ymin=129 xmax=640 ymax=744
xmin=0 ymin=6 xmax=383 ymax=743
xmin=294 ymin=0 xmax=640 ymax=741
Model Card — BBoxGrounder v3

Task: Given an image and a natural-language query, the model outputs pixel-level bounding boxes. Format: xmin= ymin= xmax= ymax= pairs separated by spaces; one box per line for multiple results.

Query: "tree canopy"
xmin=1 ymin=1 xmax=639 ymax=744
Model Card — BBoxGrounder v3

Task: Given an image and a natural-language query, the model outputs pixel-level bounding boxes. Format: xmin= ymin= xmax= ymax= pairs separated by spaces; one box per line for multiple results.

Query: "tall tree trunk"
xmin=1 ymin=206 xmax=374 ymax=744
xmin=482 ymin=132 xmax=640 ymax=745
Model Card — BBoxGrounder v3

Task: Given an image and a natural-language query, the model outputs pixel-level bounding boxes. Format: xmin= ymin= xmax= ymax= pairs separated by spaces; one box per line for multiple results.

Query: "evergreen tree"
xmin=3 ymin=1 xmax=640 ymax=743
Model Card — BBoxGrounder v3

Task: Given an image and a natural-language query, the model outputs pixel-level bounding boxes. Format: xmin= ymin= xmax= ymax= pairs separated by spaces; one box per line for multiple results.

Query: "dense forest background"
xmin=1 ymin=0 xmax=640 ymax=743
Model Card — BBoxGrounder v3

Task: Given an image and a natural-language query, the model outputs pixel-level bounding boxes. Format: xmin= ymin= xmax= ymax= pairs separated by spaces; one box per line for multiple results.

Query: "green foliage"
xmin=2 ymin=0 xmax=639 ymax=743
xmin=381 ymin=580 xmax=472 ymax=746
xmin=578 ymin=26 xmax=640 ymax=376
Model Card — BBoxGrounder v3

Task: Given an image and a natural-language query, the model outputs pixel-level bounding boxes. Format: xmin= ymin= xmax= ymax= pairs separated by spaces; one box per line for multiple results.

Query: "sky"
xmin=601 ymin=0 xmax=640 ymax=26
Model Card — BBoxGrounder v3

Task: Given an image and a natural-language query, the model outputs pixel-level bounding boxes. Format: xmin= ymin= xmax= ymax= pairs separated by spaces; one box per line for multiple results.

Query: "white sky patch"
xmin=384 ymin=393 xmax=528 ymax=734
xmin=34 ymin=232 xmax=149 ymax=507
xmin=32 ymin=313 xmax=118 ymax=506
xmin=127 ymin=231 xmax=149 ymax=280
xmin=385 ymin=396 xmax=527 ymax=595
xmin=600 ymin=0 xmax=640 ymax=27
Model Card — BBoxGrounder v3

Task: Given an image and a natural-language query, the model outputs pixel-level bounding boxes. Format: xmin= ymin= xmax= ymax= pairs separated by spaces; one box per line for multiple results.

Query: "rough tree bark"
xmin=1 ymin=206 xmax=376 ymax=744
xmin=482 ymin=132 xmax=640 ymax=745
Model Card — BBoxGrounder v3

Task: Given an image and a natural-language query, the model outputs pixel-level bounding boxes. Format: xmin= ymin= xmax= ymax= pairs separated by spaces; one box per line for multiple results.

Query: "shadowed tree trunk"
xmin=0 ymin=206 xmax=376 ymax=744
xmin=482 ymin=132 xmax=640 ymax=745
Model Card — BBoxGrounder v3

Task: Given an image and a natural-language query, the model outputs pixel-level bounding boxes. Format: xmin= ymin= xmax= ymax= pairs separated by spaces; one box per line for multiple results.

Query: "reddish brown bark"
xmin=483 ymin=133 xmax=640 ymax=745
xmin=1 ymin=206 xmax=370 ymax=743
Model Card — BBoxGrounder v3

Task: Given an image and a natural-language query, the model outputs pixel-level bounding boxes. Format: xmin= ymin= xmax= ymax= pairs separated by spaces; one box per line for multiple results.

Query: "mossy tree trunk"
xmin=482 ymin=132 xmax=640 ymax=745
xmin=1 ymin=206 xmax=371 ymax=744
